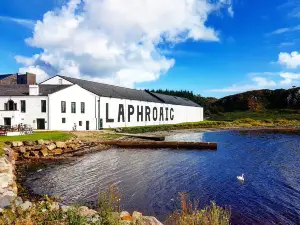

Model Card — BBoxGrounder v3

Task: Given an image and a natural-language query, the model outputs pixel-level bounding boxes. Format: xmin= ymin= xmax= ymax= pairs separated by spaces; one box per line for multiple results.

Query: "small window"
xmin=41 ymin=100 xmax=46 ymax=113
xmin=61 ymin=101 xmax=66 ymax=113
xmin=71 ymin=102 xmax=76 ymax=113
xmin=79 ymin=121 xmax=82 ymax=126
xmin=81 ymin=102 xmax=85 ymax=113
xmin=62 ymin=118 xmax=66 ymax=123
xmin=21 ymin=100 xmax=26 ymax=113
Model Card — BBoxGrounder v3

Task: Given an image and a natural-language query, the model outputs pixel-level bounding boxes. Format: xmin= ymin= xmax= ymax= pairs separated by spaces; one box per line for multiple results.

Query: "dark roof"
xmin=59 ymin=76 xmax=162 ymax=103
xmin=149 ymin=92 xmax=200 ymax=107
xmin=0 ymin=85 xmax=71 ymax=96
xmin=0 ymin=74 xmax=14 ymax=80
xmin=57 ymin=75 xmax=200 ymax=107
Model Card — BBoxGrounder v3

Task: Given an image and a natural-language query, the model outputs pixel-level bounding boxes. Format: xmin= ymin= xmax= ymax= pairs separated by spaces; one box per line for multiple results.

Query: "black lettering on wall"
xmin=153 ymin=107 xmax=158 ymax=121
xmin=128 ymin=105 xmax=135 ymax=122
xmin=106 ymin=103 xmax=114 ymax=123
xmin=170 ymin=108 xmax=174 ymax=120
xmin=118 ymin=104 xmax=125 ymax=122
xmin=137 ymin=106 xmax=143 ymax=122
xmin=165 ymin=108 xmax=169 ymax=121
xmin=159 ymin=107 xmax=164 ymax=121
xmin=145 ymin=106 xmax=151 ymax=121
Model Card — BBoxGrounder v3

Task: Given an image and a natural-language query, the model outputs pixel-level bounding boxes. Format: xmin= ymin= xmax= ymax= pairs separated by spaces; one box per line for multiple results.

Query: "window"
xmin=41 ymin=100 xmax=46 ymax=113
xmin=71 ymin=102 xmax=76 ymax=113
xmin=62 ymin=118 xmax=66 ymax=123
xmin=21 ymin=100 xmax=26 ymax=113
xmin=79 ymin=121 xmax=82 ymax=126
xmin=81 ymin=102 xmax=85 ymax=113
xmin=59 ymin=79 xmax=63 ymax=85
xmin=4 ymin=103 xmax=7 ymax=111
xmin=61 ymin=101 xmax=66 ymax=113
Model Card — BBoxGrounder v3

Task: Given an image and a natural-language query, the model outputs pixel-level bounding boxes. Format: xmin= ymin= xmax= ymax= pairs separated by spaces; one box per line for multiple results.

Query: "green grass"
xmin=0 ymin=131 xmax=73 ymax=143
xmin=0 ymin=142 xmax=5 ymax=156
xmin=209 ymin=110 xmax=300 ymax=121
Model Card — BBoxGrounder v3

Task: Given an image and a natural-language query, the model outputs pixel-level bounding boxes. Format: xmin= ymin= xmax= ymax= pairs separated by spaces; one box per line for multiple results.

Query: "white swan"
xmin=237 ymin=173 xmax=245 ymax=182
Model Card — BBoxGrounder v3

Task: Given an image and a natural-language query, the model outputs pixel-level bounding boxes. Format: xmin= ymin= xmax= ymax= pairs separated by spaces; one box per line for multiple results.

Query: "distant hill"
xmin=149 ymin=87 xmax=300 ymax=117
xmin=213 ymin=87 xmax=300 ymax=112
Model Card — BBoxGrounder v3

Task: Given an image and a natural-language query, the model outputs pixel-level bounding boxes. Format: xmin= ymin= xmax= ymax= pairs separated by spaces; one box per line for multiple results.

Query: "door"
xmin=86 ymin=121 xmax=90 ymax=131
xmin=37 ymin=119 xmax=45 ymax=130
xmin=4 ymin=118 xmax=11 ymax=127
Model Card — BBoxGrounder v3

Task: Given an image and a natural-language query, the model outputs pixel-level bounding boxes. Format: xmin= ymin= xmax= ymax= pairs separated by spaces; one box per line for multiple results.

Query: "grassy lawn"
xmin=209 ymin=110 xmax=300 ymax=121
xmin=0 ymin=131 xmax=73 ymax=143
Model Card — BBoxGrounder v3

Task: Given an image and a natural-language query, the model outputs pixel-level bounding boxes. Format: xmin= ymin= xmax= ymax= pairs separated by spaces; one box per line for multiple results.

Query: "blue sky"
xmin=1 ymin=0 xmax=300 ymax=98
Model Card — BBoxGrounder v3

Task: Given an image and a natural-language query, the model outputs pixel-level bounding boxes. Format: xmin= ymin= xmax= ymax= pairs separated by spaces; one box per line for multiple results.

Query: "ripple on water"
xmin=25 ymin=131 xmax=300 ymax=224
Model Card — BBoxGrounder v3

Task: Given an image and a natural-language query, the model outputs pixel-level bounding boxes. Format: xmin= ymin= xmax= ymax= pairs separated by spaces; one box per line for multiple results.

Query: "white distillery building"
xmin=0 ymin=75 xmax=203 ymax=131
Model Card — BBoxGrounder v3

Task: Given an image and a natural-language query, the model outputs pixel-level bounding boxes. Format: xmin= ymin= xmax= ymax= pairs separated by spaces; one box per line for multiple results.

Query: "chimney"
xmin=29 ymin=85 xmax=39 ymax=96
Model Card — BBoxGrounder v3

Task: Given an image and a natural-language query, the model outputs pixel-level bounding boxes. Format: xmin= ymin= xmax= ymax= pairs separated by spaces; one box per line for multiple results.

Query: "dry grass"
xmin=72 ymin=131 xmax=122 ymax=142
xmin=165 ymin=192 xmax=231 ymax=225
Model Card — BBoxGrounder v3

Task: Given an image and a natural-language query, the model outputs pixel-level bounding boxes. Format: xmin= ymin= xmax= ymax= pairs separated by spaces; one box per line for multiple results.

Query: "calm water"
xmin=25 ymin=131 xmax=300 ymax=224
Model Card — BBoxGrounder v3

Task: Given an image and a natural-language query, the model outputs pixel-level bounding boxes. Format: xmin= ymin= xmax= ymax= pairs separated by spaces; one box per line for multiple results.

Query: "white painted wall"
xmin=41 ymin=76 xmax=73 ymax=85
xmin=99 ymin=97 xmax=203 ymax=128
xmin=48 ymin=85 xmax=98 ymax=131
xmin=0 ymin=96 xmax=48 ymax=129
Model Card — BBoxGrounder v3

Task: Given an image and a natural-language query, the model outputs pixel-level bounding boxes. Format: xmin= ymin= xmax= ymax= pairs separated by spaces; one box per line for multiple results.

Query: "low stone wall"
xmin=5 ymin=139 xmax=106 ymax=160
xmin=0 ymin=147 xmax=17 ymax=210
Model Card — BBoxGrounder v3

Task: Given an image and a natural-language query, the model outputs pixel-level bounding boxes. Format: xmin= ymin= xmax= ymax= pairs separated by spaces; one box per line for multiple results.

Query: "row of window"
xmin=62 ymin=118 xmax=83 ymax=126
xmin=4 ymin=100 xmax=46 ymax=113
xmin=61 ymin=101 xmax=85 ymax=114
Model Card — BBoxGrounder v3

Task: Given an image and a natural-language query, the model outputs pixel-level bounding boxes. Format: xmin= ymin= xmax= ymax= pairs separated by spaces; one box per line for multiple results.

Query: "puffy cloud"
xmin=280 ymin=72 xmax=300 ymax=85
xmin=278 ymin=51 xmax=300 ymax=69
xmin=16 ymin=0 xmax=232 ymax=87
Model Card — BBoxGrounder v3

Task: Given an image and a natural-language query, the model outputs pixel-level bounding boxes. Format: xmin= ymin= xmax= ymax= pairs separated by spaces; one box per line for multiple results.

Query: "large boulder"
xmin=12 ymin=142 xmax=23 ymax=147
xmin=0 ymin=173 xmax=11 ymax=189
xmin=47 ymin=143 xmax=56 ymax=151
xmin=0 ymin=158 xmax=10 ymax=174
xmin=141 ymin=216 xmax=163 ymax=225
xmin=132 ymin=211 xmax=143 ymax=220
xmin=23 ymin=141 xmax=35 ymax=146
xmin=34 ymin=145 xmax=42 ymax=150
xmin=53 ymin=149 xmax=63 ymax=155
xmin=37 ymin=140 xmax=45 ymax=145
xmin=0 ymin=191 xmax=16 ymax=208
xmin=56 ymin=142 xmax=67 ymax=149
xmin=40 ymin=149 xmax=49 ymax=157
xmin=120 ymin=211 xmax=130 ymax=218
xmin=19 ymin=147 xmax=26 ymax=154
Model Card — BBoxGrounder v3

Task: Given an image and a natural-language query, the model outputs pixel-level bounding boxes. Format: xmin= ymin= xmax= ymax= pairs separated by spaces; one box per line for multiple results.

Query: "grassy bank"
xmin=119 ymin=118 xmax=300 ymax=134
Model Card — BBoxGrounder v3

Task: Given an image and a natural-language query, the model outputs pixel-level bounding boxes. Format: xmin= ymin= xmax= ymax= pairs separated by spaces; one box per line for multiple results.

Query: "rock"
xmin=34 ymin=145 xmax=42 ymax=150
xmin=47 ymin=143 xmax=56 ymax=151
xmin=64 ymin=148 xmax=74 ymax=153
xmin=30 ymin=151 xmax=40 ymax=158
xmin=19 ymin=201 xmax=32 ymax=211
xmin=78 ymin=206 xmax=98 ymax=217
xmin=23 ymin=141 xmax=35 ymax=146
xmin=44 ymin=140 xmax=51 ymax=145
xmin=12 ymin=141 xmax=23 ymax=147
xmin=0 ymin=173 xmax=11 ymax=189
xmin=56 ymin=142 xmax=67 ymax=149
xmin=37 ymin=140 xmax=45 ymax=145
xmin=0 ymin=158 xmax=10 ymax=174
xmin=40 ymin=149 xmax=49 ymax=157
xmin=0 ymin=191 xmax=16 ymax=208
xmin=67 ymin=144 xmax=77 ymax=150
xmin=132 ymin=211 xmax=143 ymax=220
xmin=23 ymin=152 xmax=30 ymax=158
xmin=19 ymin=147 xmax=26 ymax=154
xmin=121 ymin=216 xmax=133 ymax=221
xmin=53 ymin=149 xmax=63 ymax=155
xmin=141 ymin=216 xmax=163 ymax=225
xmin=13 ymin=152 xmax=19 ymax=161
xmin=120 ymin=211 xmax=130 ymax=218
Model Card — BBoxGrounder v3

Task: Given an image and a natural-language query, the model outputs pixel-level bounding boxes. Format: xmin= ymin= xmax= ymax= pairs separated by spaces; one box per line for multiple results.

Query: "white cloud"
xmin=228 ymin=6 xmax=234 ymax=17
xmin=278 ymin=51 xmax=300 ymax=69
xmin=280 ymin=72 xmax=300 ymax=85
xmin=207 ymin=77 xmax=276 ymax=93
xmin=0 ymin=16 xmax=35 ymax=29
xmin=248 ymin=72 xmax=279 ymax=76
xmin=268 ymin=25 xmax=300 ymax=35
xmin=16 ymin=0 xmax=233 ymax=87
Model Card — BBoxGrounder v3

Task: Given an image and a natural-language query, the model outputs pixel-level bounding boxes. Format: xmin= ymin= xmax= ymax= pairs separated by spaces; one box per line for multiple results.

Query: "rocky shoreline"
xmin=0 ymin=142 xmax=163 ymax=224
